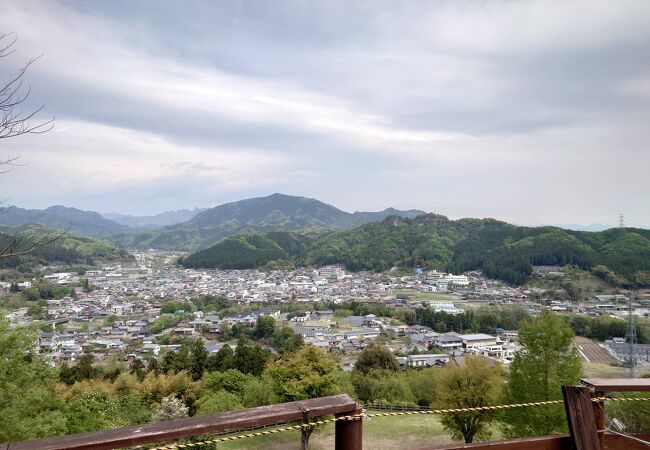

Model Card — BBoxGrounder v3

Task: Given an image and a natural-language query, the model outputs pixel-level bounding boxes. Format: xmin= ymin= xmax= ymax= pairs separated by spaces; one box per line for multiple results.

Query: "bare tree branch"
xmin=0 ymin=32 xmax=60 ymax=259
xmin=0 ymin=33 xmax=54 ymax=139
xmin=0 ymin=225 xmax=69 ymax=259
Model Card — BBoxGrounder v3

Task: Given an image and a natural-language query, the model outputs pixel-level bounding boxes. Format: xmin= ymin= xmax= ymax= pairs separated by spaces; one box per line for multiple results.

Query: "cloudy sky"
xmin=1 ymin=0 xmax=649 ymax=227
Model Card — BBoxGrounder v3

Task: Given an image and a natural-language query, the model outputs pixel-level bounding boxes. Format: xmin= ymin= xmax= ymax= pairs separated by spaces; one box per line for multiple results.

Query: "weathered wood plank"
xmin=6 ymin=394 xmax=358 ymax=450
xmin=604 ymin=432 xmax=650 ymax=450
xmin=593 ymin=390 xmax=606 ymax=450
xmin=418 ymin=435 xmax=571 ymax=450
xmin=581 ymin=378 xmax=650 ymax=392
xmin=334 ymin=406 xmax=363 ymax=450
xmin=563 ymin=386 xmax=599 ymax=450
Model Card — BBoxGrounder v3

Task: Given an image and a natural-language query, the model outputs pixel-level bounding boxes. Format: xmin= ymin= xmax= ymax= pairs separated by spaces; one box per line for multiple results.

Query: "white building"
xmin=431 ymin=302 xmax=464 ymax=315
xmin=318 ymin=266 xmax=345 ymax=280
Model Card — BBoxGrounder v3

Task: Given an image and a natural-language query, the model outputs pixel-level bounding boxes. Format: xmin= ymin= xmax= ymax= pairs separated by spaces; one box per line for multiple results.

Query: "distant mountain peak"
xmin=113 ymin=194 xmax=430 ymax=251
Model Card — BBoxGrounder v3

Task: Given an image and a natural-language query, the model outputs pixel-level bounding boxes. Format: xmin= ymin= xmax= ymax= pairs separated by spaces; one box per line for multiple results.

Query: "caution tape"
xmin=147 ymin=397 xmax=650 ymax=449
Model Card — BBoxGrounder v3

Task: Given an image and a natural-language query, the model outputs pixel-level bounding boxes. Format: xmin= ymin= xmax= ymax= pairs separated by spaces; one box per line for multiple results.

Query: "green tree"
xmin=75 ymin=352 xmax=98 ymax=381
xmin=500 ymin=310 xmax=582 ymax=437
xmin=272 ymin=326 xmax=304 ymax=353
xmin=265 ymin=346 xmax=345 ymax=450
xmin=253 ymin=315 xmax=276 ymax=340
xmin=437 ymin=356 xmax=502 ymax=443
xmin=234 ymin=340 xmax=271 ymax=376
xmin=161 ymin=346 xmax=191 ymax=374
xmin=203 ymin=369 xmax=253 ymax=396
xmin=351 ymin=369 xmax=416 ymax=405
xmin=354 ymin=344 xmax=399 ymax=374
xmin=147 ymin=357 xmax=159 ymax=374
xmin=218 ymin=322 xmax=231 ymax=342
xmin=0 ymin=320 xmax=68 ymax=441
xmin=64 ymin=391 xmax=127 ymax=433
xmin=242 ymin=377 xmax=277 ymax=407
xmin=129 ymin=358 xmax=146 ymax=381
xmin=196 ymin=391 xmax=244 ymax=415
xmin=206 ymin=344 xmax=235 ymax=372
xmin=190 ymin=339 xmax=208 ymax=381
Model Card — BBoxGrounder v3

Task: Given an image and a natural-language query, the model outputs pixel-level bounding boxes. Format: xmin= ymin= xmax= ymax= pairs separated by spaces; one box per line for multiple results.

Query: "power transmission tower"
xmin=619 ymin=213 xmax=625 ymax=228
xmin=625 ymin=295 xmax=637 ymax=377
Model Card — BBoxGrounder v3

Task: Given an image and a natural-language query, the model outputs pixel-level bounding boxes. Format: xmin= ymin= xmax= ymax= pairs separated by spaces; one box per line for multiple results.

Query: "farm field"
xmin=574 ymin=336 xmax=618 ymax=365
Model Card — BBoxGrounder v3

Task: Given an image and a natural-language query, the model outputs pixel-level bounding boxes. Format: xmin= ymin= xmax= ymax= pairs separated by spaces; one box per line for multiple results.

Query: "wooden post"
xmin=563 ymin=385 xmax=599 ymax=450
xmin=593 ymin=390 xmax=605 ymax=450
xmin=334 ymin=406 xmax=363 ymax=450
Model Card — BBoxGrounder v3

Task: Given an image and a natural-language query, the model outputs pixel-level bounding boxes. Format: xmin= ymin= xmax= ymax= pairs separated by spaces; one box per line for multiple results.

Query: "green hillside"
xmin=0 ymin=205 xmax=129 ymax=238
xmin=180 ymin=231 xmax=313 ymax=269
xmin=181 ymin=214 xmax=650 ymax=287
xmin=113 ymin=193 xmax=426 ymax=251
xmin=0 ymin=224 xmax=132 ymax=269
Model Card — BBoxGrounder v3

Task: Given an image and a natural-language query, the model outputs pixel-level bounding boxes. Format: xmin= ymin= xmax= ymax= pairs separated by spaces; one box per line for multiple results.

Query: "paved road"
xmin=574 ymin=336 xmax=618 ymax=364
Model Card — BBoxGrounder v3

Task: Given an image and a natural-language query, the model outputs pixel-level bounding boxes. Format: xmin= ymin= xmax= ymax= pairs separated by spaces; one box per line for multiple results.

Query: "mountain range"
xmin=0 ymin=205 xmax=129 ymax=238
xmin=0 ymin=194 xmax=427 ymax=250
xmin=110 ymin=193 xmax=426 ymax=251
xmin=2 ymin=194 xmax=649 ymax=287
xmin=102 ymin=208 xmax=206 ymax=229
xmin=180 ymin=214 xmax=650 ymax=287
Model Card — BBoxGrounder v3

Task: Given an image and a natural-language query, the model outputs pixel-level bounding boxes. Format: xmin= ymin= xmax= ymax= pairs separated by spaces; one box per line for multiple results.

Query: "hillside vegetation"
xmin=113 ymin=193 xmax=425 ymax=251
xmin=181 ymin=214 xmax=650 ymax=287
xmin=0 ymin=224 xmax=132 ymax=269
xmin=0 ymin=205 xmax=129 ymax=238
xmin=180 ymin=231 xmax=313 ymax=270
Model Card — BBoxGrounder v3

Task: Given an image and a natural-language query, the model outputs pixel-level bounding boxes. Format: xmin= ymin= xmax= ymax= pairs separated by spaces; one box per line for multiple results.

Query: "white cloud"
xmin=0 ymin=0 xmax=648 ymax=225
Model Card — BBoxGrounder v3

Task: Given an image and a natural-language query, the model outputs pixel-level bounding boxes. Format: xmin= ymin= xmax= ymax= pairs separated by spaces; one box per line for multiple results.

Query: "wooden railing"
xmin=1 ymin=394 xmax=362 ymax=450
xmin=4 ymin=378 xmax=650 ymax=450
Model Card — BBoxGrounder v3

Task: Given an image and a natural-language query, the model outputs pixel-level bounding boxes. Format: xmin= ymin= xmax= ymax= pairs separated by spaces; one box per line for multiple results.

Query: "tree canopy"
xmin=500 ymin=310 xmax=582 ymax=437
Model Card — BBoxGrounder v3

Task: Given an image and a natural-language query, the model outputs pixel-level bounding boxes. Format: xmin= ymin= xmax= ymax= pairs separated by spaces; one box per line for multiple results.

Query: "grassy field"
xmin=582 ymin=362 xmax=628 ymax=378
xmin=208 ymin=412 xmax=503 ymax=449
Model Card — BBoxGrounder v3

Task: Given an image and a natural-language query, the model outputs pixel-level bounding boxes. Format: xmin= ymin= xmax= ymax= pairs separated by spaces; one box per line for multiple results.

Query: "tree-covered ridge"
xmin=111 ymin=193 xmax=426 ymax=251
xmin=0 ymin=224 xmax=132 ymax=268
xmin=0 ymin=205 xmax=129 ymax=238
xmin=181 ymin=214 xmax=650 ymax=287
xmin=180 ymin=231 xmax=314 ymax=269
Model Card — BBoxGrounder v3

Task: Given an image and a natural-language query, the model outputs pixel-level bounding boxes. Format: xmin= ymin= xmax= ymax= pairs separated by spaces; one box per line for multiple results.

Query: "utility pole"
xmin=625 ymin=294 xmax=637 ymax=377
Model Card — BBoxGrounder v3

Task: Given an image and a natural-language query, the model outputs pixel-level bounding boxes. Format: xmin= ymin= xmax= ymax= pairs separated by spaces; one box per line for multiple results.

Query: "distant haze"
xmin=1 ymin=1 xmax=649 ymax=228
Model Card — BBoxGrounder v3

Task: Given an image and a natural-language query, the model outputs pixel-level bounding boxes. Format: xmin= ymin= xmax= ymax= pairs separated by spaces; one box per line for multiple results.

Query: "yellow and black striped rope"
xmin=148 ymin=397 xmax=650 ymax=449
xmin=593 ymin=396 xmax=650 ymax=403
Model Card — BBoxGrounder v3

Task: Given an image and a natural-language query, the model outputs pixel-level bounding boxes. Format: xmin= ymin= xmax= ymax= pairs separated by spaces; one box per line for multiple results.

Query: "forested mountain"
xmin=102 ymin=208 xmax=206 ymax=229
xmin=0 ymin=224 xmax=132 ymax=269
xmin=349 ymin=207 xmax=426 ymax=225
xmin=181 ymin=214 xmax=650 ymax=287
xmin=0 ymin=205 xmax=129 ymax=238
xmin=180 ymin=231 xmax=314 ymax=270
xmin=112 ymin=193 xmax=427 ymax=251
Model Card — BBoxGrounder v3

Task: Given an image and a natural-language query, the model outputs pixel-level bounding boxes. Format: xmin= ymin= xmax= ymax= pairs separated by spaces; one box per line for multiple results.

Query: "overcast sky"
xmin=1 ymin=0 xmax=649 ymax=227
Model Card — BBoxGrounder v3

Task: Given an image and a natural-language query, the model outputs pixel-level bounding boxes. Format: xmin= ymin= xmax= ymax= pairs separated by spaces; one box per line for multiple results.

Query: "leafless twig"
xmin=0 ymin=225 xmax=69 ymax=258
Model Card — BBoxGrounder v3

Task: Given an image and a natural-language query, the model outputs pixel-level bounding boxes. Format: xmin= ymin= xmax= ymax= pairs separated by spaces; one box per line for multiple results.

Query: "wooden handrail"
xmin=6 ymin=378 xmax=650 ymax=450
xmin=581 ymin=378 xmax=650 ymax=392
xmin=417 ymin=435 xmax=571 ymax=450
xmin=4 ymin=394 xmax=361 ymax=450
